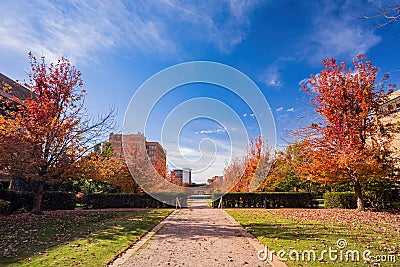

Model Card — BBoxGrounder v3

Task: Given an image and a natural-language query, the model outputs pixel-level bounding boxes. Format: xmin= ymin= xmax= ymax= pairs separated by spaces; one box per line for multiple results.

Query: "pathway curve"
xmin=110 ymin=205 xmax=286 ymax=267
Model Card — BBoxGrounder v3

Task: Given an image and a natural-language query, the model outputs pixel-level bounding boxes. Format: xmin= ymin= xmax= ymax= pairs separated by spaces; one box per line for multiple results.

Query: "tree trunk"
xmin=354 ymin=179 xmax=365 ymax=211
xmin=31 ymin=181 xmax=44 ymax=214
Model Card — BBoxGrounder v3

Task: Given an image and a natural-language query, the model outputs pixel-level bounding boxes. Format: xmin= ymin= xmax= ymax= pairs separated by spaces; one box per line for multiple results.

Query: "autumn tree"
xmin=166 ymin=169 xmax=181 ymax=186
xmin=79 ymin=145 xmax=141 ymax=193
xmin=300 ymin=55 xmax=397 ymax=210
xmin=0 ymin=53 xmax=114 ymax=213
xmin=223 ymin=137 xmax=272 ymax=192
xmin=259 ymin=142 xmax=309 ymax=192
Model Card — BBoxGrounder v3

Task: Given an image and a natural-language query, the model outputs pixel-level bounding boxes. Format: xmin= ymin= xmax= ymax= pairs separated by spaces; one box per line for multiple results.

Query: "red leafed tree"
xmin=0 ymin=53 xmax=114 ymax=213
xmin=300 ymin=55 xmax=398 ymax=210
xmin=223 ymin=136 xmax=271 ymax=192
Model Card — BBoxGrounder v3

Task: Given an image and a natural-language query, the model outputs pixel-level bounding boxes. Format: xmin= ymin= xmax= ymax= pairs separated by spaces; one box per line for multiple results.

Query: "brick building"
xmin=108 ymin=133 xmax=167 ymax=177
xmin=0 ymin=73 xmax=32 ymax=115
xmin=0 ymin=73 xmax=32 ymax=189
xmin=380 ymin=90 xmax=400 ymax=159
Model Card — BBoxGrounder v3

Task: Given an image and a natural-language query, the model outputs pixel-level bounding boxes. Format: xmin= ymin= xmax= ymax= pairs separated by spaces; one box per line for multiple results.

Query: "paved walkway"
xmin=110 ymin=205 xmax=286 ymax=267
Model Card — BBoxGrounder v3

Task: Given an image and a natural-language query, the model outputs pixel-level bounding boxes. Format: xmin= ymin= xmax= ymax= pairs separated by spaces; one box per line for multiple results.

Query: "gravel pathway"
xmin=111 ymin=206 xmax=282 ymax=267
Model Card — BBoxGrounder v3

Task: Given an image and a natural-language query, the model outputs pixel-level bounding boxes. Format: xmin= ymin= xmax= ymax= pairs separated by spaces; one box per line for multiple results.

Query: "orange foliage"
xmin=0 ymin=53 xmax=114 ymax=212
xmin=78 ymin=152 xmax=140 ymax=193
xmin=223 ymin=136 xmax=271 ymax=192
xmin=299 ymin=55 xmax=398 ymax=210
xmin=166 ymin=170 xmax=181 ymax=186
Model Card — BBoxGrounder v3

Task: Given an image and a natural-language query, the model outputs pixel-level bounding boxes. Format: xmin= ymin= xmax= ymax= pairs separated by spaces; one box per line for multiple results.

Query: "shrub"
xmin=324 ymin=180 xmax=400 ymax=210
xmin=0 ymin=190 xmax=76 ymax=212
xmin=0 ymin=199 xmax=11 ymax=214
xmin=211 ymin=192 xmax=316 ymax=208
xmin=324 ymin=192 xmax=357 ymax=209
xmin=362 ymin=179 xmax=400 ymax=210
xmin=83 ymin=192 xmax=188 ymax=209
xmin=41 ymin=191 xmax=76 ymax=210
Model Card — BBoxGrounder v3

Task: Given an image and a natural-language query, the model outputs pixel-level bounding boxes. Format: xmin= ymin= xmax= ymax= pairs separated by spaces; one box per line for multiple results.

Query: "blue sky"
xmin=1 ymin=0 xmax=400 ymax=183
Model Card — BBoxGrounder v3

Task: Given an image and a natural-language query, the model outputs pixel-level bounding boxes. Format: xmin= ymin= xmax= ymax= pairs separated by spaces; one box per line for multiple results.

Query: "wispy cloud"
xmin=259 ymin=62 xmax=282 ymax=88
xmin=259 ymin=56 xmax=295 ymax=88
xmin=195 ymin=128 xmax=226 ymax=134
xmin=0 ymin=0 xmax=262 ymax=63
xmin=286 ymin=107 xmax=295 ymax=112
xmin=302 ymin=0 xmax=381 ymax=63
xmin=276 ymin=107 xmax=283 ymax=112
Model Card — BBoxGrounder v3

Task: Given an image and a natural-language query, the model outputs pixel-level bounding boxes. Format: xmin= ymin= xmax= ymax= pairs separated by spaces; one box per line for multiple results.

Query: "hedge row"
xmin=324 ymin=192 xmax=356 ymax=209
xmin=0 ymin=190 xmax=76 ymax=213
xmin=211 ymin=192 xmax=316 ymax=208
xmin=324 ymin=191 xmax=400 ymax=210
xmin=80 ymin=193 xmax=188 ymax=209
xmin=0 ymin=190 xmax=189 ymax=212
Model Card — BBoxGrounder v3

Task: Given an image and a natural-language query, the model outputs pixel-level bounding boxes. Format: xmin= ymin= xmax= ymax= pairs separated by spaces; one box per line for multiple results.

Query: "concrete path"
xmin=110 ymin=206 xmax=286 ymax=267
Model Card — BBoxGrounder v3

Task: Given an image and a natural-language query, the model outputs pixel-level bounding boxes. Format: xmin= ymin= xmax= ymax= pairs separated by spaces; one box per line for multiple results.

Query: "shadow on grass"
xmin=0 ymin=209 xmax=171 ymax=266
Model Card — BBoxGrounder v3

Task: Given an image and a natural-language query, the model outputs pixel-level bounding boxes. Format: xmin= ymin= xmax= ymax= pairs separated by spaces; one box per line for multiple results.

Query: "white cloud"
xmin=286 ymin=107 xmax=295 ymax=112
xmin=243 ymin=113 xmax=247 ymax=117
xmin=260 ymin=63 xmax=282 ymax=87
xmin=259 ymin=56 xmax=295 ymax=88
xmin=178 ymin=147 xmax=201 ymax=158
xmin=276 ymin=107 xmax=284 ymax=112
xmin=303 ymin=0 xmax=381 ymax=63
xmin=195 ymin=128 xmax=226 ymax=134
xmin=266 ymin=79 xmax=281 ymax=87
xmin=249 ymin=113 xmax=255 ymax=117
xmin=0 ymin=0 xmax=263 ymax=64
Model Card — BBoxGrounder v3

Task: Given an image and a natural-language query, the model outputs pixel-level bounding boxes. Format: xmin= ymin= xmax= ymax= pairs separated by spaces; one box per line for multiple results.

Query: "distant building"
xmin=207 ymin=175 xmax=223 ymax=185
xmin=182 ymin=168 xmax=192 ymax=184
xmin=171 ymin=168 xmax=192 ymax=185
xmin=109 ymin=133 xmax=124 ymax=158
xmin=171 ymin=169 xmax=183 ymax=183
xmin=108 ymin=133 xmax=167 ymax=177
xmin=0 ymin=73 xmax=32 ymax=101
xmin=380 ymin=90 xmax=400 ymax=116
xmin=0 ymin=73 xmax=32 ymax=115
xmin=206 ymin=175 xmax=223 ymax=192
xmin=0 ymin=73 xmax=32 ymax=189
xmin=380 ymin=90 xmax=400 ymax=159
xmin=146 ymin=141 xmax=167 ymax=170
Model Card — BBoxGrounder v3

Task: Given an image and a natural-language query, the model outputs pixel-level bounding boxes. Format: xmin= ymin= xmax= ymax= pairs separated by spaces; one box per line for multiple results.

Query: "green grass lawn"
xmin=0 ymin=209 xmax=171 ymax=266
xmin=227 ymin=209 xmax=400 ymax=267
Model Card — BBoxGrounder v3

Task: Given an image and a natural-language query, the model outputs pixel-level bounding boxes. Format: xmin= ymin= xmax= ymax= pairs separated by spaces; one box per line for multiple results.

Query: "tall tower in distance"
xmin=182 ymin=168 xmax=192 ymax=185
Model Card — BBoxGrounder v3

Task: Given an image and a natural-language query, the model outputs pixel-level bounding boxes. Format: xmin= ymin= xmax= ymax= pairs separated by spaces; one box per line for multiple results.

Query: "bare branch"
xmin=358 ymin=1 xmax=400 ymax=28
